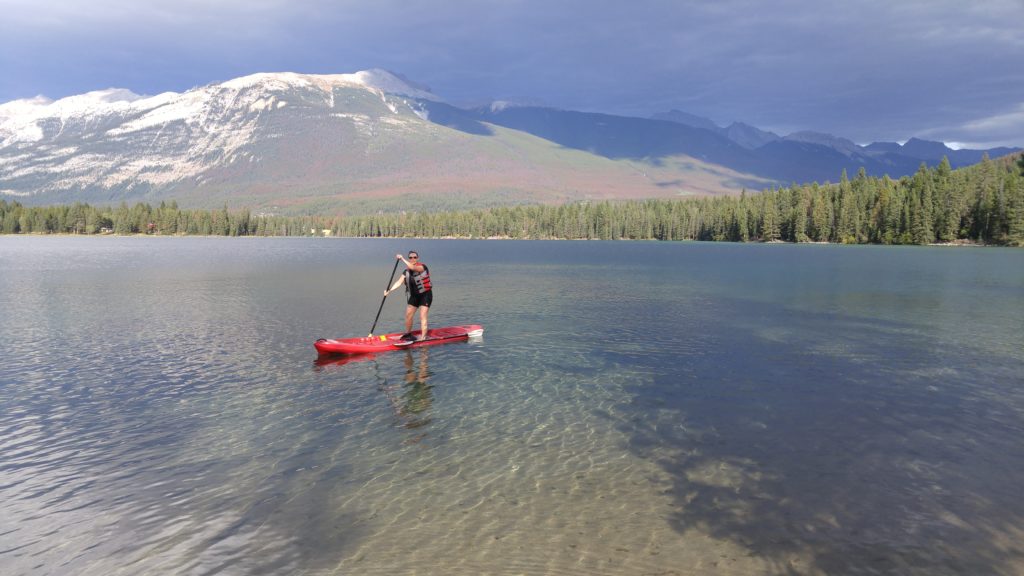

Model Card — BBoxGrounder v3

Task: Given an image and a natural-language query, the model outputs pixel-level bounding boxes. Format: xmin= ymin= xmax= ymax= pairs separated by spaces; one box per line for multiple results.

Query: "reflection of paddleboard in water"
xmin=315 ymin=325 xmax=483 ymax=356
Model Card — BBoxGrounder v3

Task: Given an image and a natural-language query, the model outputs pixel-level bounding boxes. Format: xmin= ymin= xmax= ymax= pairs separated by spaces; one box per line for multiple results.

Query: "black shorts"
xmin=407 ymin=291 xmax=433 ymax=308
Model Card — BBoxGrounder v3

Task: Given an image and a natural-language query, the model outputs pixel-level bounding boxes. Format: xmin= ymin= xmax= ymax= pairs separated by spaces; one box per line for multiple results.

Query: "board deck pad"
xmin=394 ymin=337 xmax=437 ymax=347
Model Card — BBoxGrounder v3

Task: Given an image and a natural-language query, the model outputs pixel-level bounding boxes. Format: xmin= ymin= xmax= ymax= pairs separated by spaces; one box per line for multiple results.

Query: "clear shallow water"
xmin=1 ymin=237 xmax=1023 ymax=575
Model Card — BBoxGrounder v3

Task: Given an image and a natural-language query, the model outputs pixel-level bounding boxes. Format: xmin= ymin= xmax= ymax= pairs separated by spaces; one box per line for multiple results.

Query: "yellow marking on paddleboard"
xmin=380 ymin=335 xmax=387 ymax=341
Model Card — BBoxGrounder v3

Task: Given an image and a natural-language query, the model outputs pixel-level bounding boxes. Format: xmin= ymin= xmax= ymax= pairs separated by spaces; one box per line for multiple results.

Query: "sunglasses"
xmin=408 ymin=255 xmax=418 ymax=259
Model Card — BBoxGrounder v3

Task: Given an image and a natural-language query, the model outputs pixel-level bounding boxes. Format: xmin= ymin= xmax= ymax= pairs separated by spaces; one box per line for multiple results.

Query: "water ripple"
xmin=2 ymin=238 xmax=1023 ymax=575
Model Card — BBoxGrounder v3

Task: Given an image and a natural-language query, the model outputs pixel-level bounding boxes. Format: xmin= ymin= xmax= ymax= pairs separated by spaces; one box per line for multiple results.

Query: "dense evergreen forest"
xmin=3 ymin=154 xmax=1023 ymax=246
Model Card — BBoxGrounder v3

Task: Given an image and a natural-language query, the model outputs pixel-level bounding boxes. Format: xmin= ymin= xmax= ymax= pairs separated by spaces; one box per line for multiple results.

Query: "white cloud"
xmin=960 ymin=103 xmax=1024 ymax=133
xmin=920 ymin=103 xmax=1024 ymax=149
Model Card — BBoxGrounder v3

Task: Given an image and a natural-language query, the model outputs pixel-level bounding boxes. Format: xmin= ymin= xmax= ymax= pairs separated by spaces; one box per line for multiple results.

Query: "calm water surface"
xmin=1 ymin=237 xmax=1023 ymax=575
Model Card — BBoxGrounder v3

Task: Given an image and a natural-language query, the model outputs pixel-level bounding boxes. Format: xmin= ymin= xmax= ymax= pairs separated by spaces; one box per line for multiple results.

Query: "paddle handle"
xmin=369 ymin=258 xmax=402 ymax=336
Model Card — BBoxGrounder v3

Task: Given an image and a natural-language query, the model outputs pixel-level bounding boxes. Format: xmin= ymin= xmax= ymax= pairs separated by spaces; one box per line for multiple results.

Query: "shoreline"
xmin=0 ymin=232 xmax=1009 ymax=247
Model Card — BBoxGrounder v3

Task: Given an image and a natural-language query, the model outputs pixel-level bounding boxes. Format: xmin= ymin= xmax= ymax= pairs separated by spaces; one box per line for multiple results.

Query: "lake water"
xmin=1 ymin=237 xmax=1023 ymax=575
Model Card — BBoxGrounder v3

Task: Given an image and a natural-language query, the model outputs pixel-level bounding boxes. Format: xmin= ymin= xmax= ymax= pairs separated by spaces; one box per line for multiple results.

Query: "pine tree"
xmin=737 ymin=190 xmax=750 ymax=242
xmin=2 ymin=207 xmax=20 ymax=233
xmin=836 ymin=170 xmax=856 ymax=243
xmin=1006 ymin=173 xmax=1024 ymax=246
xmin=934 ymin=157 xmax=957 ymax=241
xmin=973 ymin=154 xmax=998 ymax=242
xmin=909 ymin=164 xmax=935 ymax=244
xmin=793 ymin=185 xmax=810 ymax=242
xmin=761 ymin=192 xmax=780 ymax=242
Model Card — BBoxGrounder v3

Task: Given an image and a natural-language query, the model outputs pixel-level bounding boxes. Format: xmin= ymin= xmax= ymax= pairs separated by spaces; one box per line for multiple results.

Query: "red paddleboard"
xmin=315 ymin=324 xmax=483 ymax=356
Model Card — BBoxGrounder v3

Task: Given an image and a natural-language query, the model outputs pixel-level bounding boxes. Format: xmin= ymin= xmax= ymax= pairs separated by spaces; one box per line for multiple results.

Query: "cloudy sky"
xmin=1 ymin=0 xmax=1021 ymax=148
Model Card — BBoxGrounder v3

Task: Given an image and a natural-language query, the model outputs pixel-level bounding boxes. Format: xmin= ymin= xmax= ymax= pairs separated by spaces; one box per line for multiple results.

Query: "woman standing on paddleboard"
xmin=384 ymin=251 xmax=432 ymax=341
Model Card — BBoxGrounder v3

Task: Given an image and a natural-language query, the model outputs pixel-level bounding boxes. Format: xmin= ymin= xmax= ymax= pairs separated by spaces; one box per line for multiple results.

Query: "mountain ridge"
xmin=1 ymin=70 xmax=1019 ymax=214
xmin=648 ymin=109 xmax=1017 ymax=166
xmin=1 ymin=71 xmax=766 ymax=213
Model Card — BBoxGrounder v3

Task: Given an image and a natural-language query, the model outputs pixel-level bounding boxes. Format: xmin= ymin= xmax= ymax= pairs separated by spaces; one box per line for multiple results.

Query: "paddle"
xmin=368 ymin=257 xmax=402 ymax=337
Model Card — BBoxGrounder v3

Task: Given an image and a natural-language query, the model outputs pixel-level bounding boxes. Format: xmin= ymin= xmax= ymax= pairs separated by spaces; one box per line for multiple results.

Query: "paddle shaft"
xmin=369 ymin=258 xmax=402 ymax=336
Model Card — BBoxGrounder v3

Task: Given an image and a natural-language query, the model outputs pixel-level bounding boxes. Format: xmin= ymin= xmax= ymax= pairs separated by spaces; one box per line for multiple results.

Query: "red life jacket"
xmin=406 ymin=263 xmax=432 ymax=295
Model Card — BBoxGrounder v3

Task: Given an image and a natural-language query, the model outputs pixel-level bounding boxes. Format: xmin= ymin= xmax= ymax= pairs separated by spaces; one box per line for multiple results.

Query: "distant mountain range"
xmin=421 ymin=103 xmax=1018 ymax=185
xmin=0 ymin=71 xmax=1018 ymax=214
xmin=650 ymin=108 xmax=1019 ymax=175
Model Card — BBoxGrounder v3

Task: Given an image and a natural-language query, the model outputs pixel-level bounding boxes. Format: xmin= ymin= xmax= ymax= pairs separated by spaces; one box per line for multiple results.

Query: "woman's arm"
xmin=385 ymin=274 xmax=406 ymax=296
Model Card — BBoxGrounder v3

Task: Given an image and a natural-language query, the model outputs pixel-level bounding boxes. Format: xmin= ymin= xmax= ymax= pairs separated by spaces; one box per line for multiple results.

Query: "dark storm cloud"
xmin=1 ymin=0 xmax=1021 ymax=147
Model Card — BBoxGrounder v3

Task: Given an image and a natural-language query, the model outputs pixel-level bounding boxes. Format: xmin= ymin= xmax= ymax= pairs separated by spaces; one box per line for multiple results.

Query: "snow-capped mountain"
xmin=0 ymin=70 xmax=443 ymax=199
xmin=2 ymin=70 xmax=1018 ymax=213
xmin=1 ymin=70 xmax=762 ymax=212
